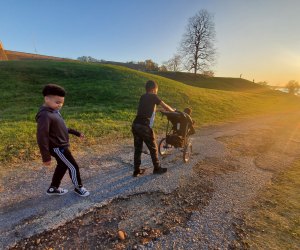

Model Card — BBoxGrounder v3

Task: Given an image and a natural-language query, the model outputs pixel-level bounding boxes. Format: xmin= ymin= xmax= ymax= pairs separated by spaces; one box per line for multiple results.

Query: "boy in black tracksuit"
xmin=36 ymin=84 xmax=90 ymax=196
xmin=132 ymin=80 xmax=175 ymax=177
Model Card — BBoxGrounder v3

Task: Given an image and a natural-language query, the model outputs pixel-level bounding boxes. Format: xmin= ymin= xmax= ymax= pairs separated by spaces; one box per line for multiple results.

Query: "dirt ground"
xmin=10 ymin=168 xmax=213 ymax=250
xmin=3 ymin=112 xmax=300 ymax=249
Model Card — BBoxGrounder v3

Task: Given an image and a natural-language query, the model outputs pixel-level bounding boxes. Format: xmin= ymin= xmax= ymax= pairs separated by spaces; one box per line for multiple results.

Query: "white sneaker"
xmin=74 ymin=186 xmax=90 ymax=197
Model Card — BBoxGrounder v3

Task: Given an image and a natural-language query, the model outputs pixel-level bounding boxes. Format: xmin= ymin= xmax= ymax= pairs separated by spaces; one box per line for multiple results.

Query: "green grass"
xmin=152 ymin=71 xmax=268 ymax=92
xmin=0 ymin=60 xmax=299 ymax=163
xmin=241 ymin=162 xmax=300 ymax=249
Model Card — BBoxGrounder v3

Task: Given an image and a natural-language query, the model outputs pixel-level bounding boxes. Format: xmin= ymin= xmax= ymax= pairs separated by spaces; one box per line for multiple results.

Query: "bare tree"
xmin=165 ymin=54 xmax=182 ymax=72
xmin=77 ymin=56 xmax=100 ymax=62
xmin=180 ymin=9 xmax=216 ymax=74
xmin=145 ymin=59 xmax=158 ymax=71
xmin=202 ymin=70 xmax=214 ymax=77
xmin=159 ymin=65 xmax=168 ymax=72
xmin=286 ymin=80 xmax=300 ymax=95
xmin=136 ymin=59 xmax=159 ymax=71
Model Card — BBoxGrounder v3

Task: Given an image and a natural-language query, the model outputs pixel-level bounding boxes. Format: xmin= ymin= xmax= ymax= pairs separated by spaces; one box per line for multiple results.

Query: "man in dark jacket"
xmin=36 ymin=84 xmax=89 ymax=196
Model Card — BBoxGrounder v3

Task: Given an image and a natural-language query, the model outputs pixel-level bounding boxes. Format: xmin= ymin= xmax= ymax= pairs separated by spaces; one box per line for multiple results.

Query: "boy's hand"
xmin=79 ymin=133 xmax=85 ymax=139
xmin=43 ymin=160 xmax=51 ymax=167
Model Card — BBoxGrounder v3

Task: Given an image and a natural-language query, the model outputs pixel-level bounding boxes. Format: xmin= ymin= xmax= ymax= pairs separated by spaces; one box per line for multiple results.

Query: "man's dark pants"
xmin=132 ymin=123 xmax=160 ymax=171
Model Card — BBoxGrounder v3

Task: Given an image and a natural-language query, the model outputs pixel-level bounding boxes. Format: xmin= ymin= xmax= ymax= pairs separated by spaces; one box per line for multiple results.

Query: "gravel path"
xmin=1 ymin=112 xmax=300 ymax=249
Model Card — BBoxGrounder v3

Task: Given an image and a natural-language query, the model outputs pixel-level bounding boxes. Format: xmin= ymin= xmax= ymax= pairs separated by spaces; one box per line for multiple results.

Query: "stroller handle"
xmin=160 ymin=110 xmax=179 ymax=115
xmin=160 ymin=110 xmax=183 ymax=121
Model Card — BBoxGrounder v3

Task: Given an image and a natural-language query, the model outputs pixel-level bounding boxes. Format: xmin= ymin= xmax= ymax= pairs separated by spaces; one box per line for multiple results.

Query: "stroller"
xmin=158 ymin=110 xmax=194 ymax=162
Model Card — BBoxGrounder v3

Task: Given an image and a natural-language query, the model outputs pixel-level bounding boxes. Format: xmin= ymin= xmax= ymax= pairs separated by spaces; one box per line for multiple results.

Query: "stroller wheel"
xmin=158 ymin=138 xmax=173 ymax=156
xmin=183 ymin=142 xmax=192 ymax=163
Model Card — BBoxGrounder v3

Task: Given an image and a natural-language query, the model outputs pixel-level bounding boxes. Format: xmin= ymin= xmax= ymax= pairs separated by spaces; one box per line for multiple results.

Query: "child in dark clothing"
xmin=132 ymin=80 xmax=175 ymax=177
xmin=36 ymin=84 xmax=90 ymax=196
xmin=183 ymin=107 xmax=196 ymax=136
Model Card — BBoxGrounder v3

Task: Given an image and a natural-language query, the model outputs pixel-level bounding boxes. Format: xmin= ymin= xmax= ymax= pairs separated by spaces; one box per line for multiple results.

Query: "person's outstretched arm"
xmin=160 ymin=101 xmax=175 ymax=112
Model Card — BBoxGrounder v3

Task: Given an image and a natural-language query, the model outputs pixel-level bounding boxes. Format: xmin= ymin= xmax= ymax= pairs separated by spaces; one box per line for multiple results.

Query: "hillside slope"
xmin=4 ymin=50 xmax=71 ymax=61
xmin=0 ymin=60 xmax=299 ymax=163
xmin=153 ymin=71 xmax=268 ymax=92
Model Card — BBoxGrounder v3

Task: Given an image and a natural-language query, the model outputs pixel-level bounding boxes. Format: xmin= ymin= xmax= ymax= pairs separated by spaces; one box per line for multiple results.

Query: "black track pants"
xmin=50 ymin=147 xmax=83 ymax=188
xmin=132 ymin=123 xmax=160 ymax=171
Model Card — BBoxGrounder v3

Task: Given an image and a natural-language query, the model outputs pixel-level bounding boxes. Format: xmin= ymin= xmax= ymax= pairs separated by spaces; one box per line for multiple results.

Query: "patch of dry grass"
xmin=241 ymin=162 xmax=300 ymax=249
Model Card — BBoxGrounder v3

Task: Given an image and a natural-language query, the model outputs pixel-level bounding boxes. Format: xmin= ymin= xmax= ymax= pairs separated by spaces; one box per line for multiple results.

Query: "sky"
xmin=1 ymin=0 xmax=299 ymax=86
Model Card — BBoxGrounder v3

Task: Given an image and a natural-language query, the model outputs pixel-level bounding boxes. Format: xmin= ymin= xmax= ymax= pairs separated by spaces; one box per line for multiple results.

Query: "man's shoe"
xmin=133 ymin=168 xmax=146 ymax=177
xmin=46 ymin=186 xmax=68 ymax=196
xmin=74 ymin=186 xmax=90 ymax=197
xmin=153 ymin=167 xmax=167 ymax=174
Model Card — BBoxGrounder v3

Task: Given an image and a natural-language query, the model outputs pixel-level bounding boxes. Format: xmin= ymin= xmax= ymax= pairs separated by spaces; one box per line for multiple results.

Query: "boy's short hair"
xmin=145 ymin=80 xmax=158 ymax=92
xmin=42 ymin=84 xmax=66 ymax=97
xmin=184 ymin=107 xmax=192 ymax=115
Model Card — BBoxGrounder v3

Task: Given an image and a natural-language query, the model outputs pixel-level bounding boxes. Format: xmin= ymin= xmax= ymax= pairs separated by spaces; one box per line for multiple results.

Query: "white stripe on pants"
xmin=53 ymin=147 xmax=79 ymax=187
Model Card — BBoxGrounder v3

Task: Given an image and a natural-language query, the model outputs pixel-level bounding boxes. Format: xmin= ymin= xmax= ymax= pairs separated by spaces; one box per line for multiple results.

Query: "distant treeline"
xmin=77 ymin=56 xmax=166 ymax=72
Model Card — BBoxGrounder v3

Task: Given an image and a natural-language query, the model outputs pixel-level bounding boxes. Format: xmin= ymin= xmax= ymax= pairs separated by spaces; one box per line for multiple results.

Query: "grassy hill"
xmin=153 ymin=71 xmax=267 ymax=92
xmin=4 ymin=50 xmax=71 ymax=61
xmin=0 ymin=60 xmax=299 ymax=163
